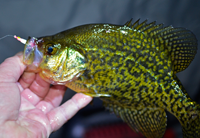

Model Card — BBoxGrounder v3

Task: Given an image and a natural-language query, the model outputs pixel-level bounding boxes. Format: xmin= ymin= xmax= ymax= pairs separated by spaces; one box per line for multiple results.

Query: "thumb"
xmin=0 ymin=52 xmax=26 ymax=83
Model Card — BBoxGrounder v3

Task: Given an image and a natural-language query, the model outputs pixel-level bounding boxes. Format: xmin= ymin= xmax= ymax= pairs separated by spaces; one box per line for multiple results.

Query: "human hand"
xmin=0 ymin=53 xmax=92 ymax=138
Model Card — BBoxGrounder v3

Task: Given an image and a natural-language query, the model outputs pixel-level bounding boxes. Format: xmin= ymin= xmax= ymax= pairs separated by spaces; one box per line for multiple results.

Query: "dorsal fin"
xmin=124 ymin=18 xmax=133 ymax=26
xmin=130 ymin=18 xmax=140 ymax=29
xmin=124 ymin=19 xmax=198 ymax=73
xmin=140 ymin=21 xmax=156 ymax=32
xmin=134 ymin=19 xmax=148 ymax=30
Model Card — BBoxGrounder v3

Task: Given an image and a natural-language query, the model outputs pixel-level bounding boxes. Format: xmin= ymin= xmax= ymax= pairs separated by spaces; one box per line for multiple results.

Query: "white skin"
xmin=0 ymin=52 xmax=92 ymax=138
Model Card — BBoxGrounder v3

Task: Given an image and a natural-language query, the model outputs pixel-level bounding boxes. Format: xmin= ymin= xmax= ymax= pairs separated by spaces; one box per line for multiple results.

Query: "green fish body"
xmin=23 ymin=19 xmax=199 ymax=138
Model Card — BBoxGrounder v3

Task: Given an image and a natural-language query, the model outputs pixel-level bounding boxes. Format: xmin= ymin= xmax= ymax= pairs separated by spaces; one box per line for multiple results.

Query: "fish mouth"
xmin=39 ymin=70 xmax=68 ymax=85
xmin=23 ymin=37 xmax=43 ymax=67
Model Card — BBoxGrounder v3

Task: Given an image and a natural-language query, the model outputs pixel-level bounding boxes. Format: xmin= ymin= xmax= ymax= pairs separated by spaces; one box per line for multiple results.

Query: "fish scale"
xmin=21 ymin=19 xmax=199 ymax=138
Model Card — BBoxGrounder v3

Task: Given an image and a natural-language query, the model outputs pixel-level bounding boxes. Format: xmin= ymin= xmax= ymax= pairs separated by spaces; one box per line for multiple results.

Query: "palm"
xmin=0 ymin=54 xmax=92 ymax=138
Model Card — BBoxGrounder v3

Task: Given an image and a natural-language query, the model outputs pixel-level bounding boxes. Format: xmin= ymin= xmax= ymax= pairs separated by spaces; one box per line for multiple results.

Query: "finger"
xmin=18 ymin=71 xmax=36 ymax=89
xmin=36 ymin=85 xmax=67 ymax=113
xmin=0 ymin=52 xmax=26 ymax=83
xmin=21 ymin=74 xmax=50 ymax=106
xmin=47 ymin=93 xmax=92 ymax=131
xmin=29 ymin=73 xmax=50 ymax=99
xmin=21 ymin=88 xmax=42 ymax=106
xmin=19 ymin=59 xmax=42 ymax=90
xmin=19 ymin=94 xmax=36 ymax=111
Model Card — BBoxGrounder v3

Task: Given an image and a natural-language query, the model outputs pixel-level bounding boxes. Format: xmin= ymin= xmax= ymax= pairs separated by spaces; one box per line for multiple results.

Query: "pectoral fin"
xmin=105 ymin=103 xmax=167 ymax=138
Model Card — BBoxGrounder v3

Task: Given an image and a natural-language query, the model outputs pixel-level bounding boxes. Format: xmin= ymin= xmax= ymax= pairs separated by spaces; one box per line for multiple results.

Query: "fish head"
xmin=23 ymin=34 xmax=87 ymax=85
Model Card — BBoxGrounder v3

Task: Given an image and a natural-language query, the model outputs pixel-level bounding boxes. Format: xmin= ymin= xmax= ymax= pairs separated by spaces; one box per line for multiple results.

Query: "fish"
xmin=19 ymin=19 xmax=199 ymax=138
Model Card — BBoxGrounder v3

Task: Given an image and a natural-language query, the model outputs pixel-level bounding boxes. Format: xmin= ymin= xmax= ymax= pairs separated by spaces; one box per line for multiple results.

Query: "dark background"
xmin=0 ymin=0 xmax=200 ymax=138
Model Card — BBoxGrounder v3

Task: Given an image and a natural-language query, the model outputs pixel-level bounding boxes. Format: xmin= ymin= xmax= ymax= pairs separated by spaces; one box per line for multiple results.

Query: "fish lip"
xmin=39 ymin=70 xmax=68 ymax=85
xmin=23 ymin=37 xmax=43 ymax=67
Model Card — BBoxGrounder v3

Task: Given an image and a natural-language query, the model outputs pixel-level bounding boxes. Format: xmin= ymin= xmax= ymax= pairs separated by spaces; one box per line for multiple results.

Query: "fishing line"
xmin=0 ymin=35 xmax=15 ymax=40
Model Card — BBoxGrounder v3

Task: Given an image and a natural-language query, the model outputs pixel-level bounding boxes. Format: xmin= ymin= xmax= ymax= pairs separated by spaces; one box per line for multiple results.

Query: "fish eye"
xmin=46 ymin=44 xmax=57 ymax=55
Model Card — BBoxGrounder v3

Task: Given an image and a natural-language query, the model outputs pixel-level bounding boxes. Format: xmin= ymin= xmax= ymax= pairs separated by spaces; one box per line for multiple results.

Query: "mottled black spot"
xmin=125 ymin=83 xmax=132 ymax=89
xmin=157 ymin=85 xmax=163 ymax=93
xmin=177 ymin=106 xmax=182 ymax=112
xmin=117 ymin=77 xmax=121 ymax=82
xmin=135 ymin=81 xmax=140 ymax=87
xmin=138 ymin=86 xmax=148 ymax=93
xmin=132 ymin=71 xmax=141 ymax=78
xmin=120 ymin=69 xmax=126 ymax=75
